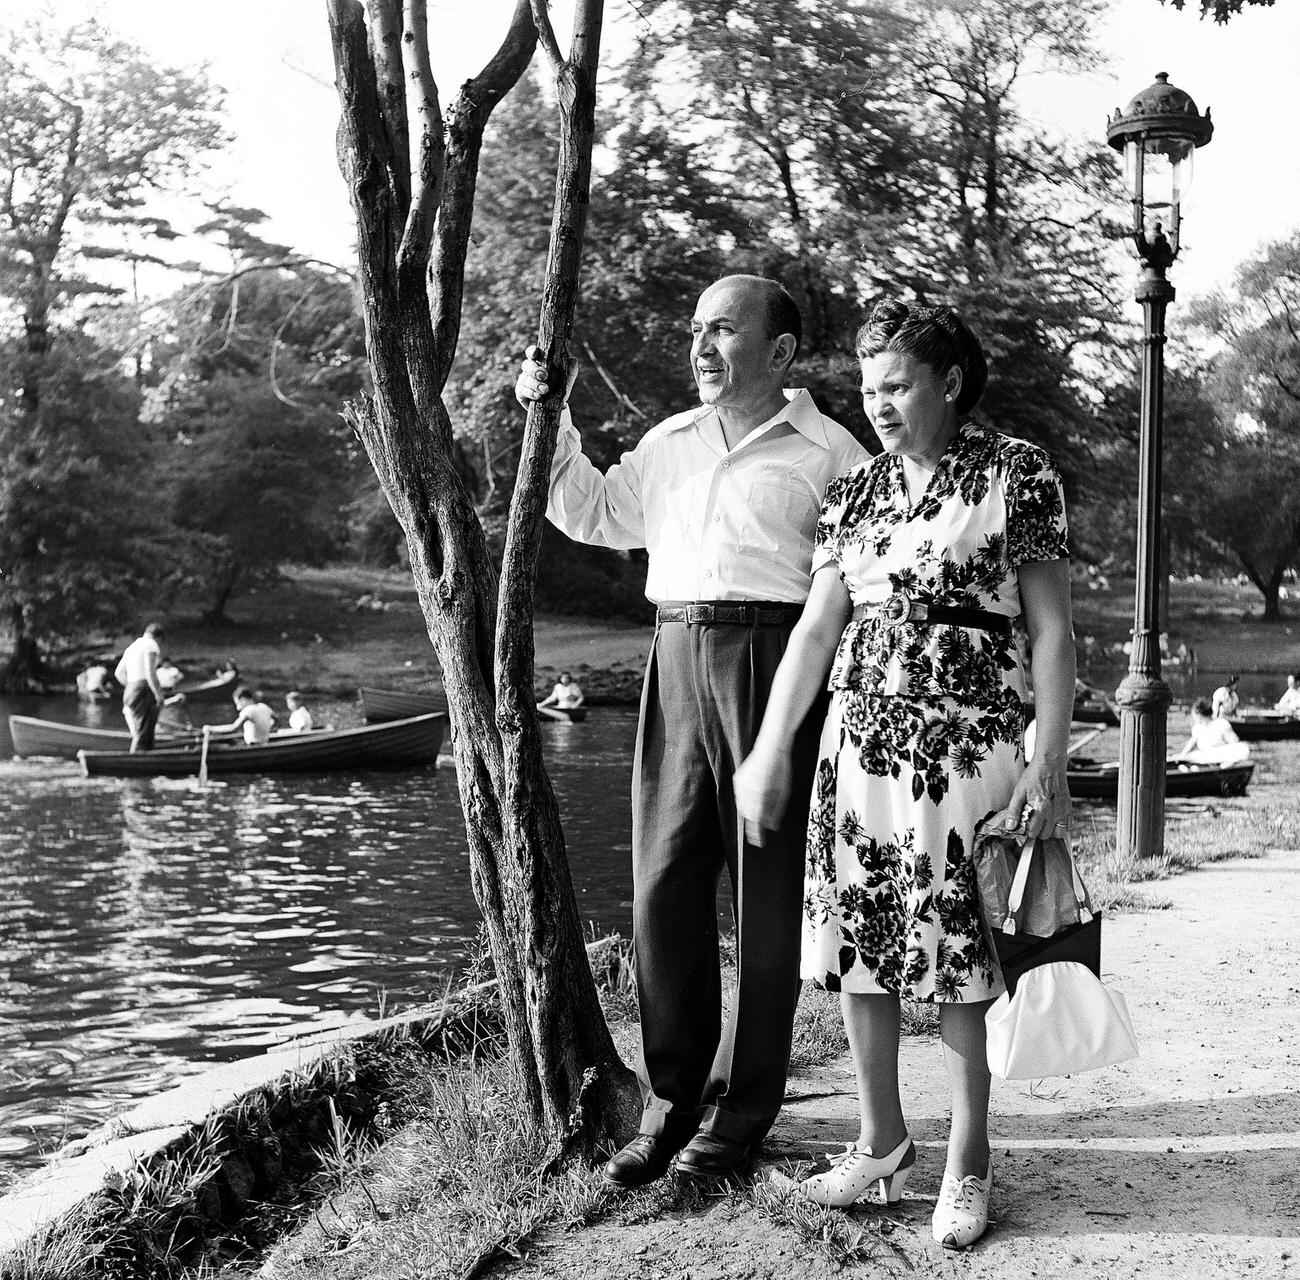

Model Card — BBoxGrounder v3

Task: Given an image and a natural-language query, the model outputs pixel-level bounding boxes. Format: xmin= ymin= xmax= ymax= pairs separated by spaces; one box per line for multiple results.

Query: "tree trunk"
xmin=326 ymin=0 xmax=635 ymax=1154
xmin=0 ymin=604 xmax=45 ymax=692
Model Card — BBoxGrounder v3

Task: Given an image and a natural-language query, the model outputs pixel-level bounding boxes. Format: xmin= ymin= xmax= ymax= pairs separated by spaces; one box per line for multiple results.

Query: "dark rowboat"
xmin=173 ymin=667 xmax=241 ymax=705
xmin=77 ymin=713 xmax=447 ymax=778
xmin=1227 ymin=710 xmax=1300 ymax=741
xmin=1068 ymin=756 xmax=1254 ymax=800
xmin=358 ymin=686 xmax=445 ymax=723
xmin=1070 ymin=680 xmax=1120 ymax=726
xmin=9 ymin=715 xmax=197 ymax=760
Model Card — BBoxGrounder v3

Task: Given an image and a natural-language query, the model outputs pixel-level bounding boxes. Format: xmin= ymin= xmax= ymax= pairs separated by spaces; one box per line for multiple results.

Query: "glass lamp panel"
xmin=1142 ymin=135 xmax=1196 ymax=214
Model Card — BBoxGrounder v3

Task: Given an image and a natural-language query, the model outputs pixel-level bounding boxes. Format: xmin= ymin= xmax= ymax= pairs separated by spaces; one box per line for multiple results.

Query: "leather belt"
xmin=852 ymin=591 xmax=1012 ymax=634
xmin=656 ymin=601 xmax=804 ymax=627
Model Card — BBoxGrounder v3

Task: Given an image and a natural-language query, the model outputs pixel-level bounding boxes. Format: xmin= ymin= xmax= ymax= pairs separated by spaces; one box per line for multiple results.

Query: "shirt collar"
xmin=669 ymin=387 xmax=832 ymax=449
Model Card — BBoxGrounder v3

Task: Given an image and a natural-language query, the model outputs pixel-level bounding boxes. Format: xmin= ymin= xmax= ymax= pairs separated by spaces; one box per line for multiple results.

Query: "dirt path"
xmin=497 ymin=848 xmax=1300 ymax=1278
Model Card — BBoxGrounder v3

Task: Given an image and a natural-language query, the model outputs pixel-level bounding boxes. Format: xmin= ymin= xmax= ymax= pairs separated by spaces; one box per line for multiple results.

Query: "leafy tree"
xmin=1173 ymin=234 xmax=1300 ymax=619
xmin=0 ymin=336 xmax=174 ymax=684
xmin=0 ymin=12 xmax=226 ymax=411
xmin=0 ymin=11 xmax=225 ymax=683
xmin=159 ymin=373 xmax=354 ymax=621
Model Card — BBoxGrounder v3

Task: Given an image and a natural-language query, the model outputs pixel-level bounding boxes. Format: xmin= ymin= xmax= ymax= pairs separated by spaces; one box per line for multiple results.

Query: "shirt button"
xmin=704 ymin=570 xmax=713 ymax=578
xmin=713 ymin=515 xmax=721 ymax=523
xmin=722 ymin=461 xmax=730 ymax=468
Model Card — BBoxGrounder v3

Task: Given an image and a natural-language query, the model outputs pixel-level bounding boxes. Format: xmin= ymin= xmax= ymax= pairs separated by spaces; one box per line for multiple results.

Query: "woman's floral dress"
xmin=803 ymin=420 xmax=1069 ymax=1003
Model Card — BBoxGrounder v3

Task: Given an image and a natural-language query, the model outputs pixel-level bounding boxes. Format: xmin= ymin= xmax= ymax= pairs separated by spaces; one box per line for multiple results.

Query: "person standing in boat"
xmin=537 ymin=671 xmax=585 ymax=714
xmin=114 ymin=623 xmax=166 ymax=753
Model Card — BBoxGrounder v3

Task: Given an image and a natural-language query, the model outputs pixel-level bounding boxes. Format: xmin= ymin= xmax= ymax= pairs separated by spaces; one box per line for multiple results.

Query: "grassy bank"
xmin=40 ymin=565 xmax=1300 ymax=710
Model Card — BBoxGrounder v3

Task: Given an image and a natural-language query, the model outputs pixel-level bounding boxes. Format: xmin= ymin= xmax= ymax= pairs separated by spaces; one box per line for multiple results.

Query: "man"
xmin=517 ymin=275 xmax=866 ymax=1185
xmin=114 ymin=623 xmax=165 ymax=752
xmin=207 ymin=687 xmax=276 ymax=745
xmin=1212 ymin=674 xmax=1240 ymax=720
xmin=1276 ymin=673 xmax=1300 ymax=717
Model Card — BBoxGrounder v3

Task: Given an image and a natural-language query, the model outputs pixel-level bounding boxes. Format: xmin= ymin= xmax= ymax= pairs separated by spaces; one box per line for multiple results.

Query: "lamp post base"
xmin=1115 ymin=670 xmax=1174 ymax=860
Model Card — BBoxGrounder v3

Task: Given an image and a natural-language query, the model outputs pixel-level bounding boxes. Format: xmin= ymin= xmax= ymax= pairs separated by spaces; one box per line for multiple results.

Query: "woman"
xmin=734 ymin=301 xmax=1075 ymax=1249
xmin=1174 ymin=697 xmax=1247 ymax=764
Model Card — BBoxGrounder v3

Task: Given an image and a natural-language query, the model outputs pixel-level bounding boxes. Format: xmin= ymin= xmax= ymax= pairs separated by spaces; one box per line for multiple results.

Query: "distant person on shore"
xmin=285 ymin=691 xmax=314 ymax=732
xmin=76 ymin=663 xmax=114 ymax=701
xmin=537 ymin=671 xmax=585 ymax=713
xmin=114 ymin=623 xmax=165 ymax=752
xmin=1174 ymin=698 xmax=1248 ymax=765
xmin=207 ymin=687 xmax=276 ymax=745
xmin=1211 ymin=674 xmax=1240 ymax=720
xmin=516 ymin=274 xmax=867 ymax=1188
xmin=1276 ymin=673 xmax=1300 ymax=717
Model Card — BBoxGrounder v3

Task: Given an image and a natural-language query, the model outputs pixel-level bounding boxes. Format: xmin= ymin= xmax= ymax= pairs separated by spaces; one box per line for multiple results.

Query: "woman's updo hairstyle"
xmin=855 ymin=299 xmax=988 ymax=415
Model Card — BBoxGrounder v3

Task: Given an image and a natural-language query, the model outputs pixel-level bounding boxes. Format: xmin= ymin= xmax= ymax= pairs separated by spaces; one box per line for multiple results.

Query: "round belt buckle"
xmin=882 ymin=590 xmax=912 ymax=624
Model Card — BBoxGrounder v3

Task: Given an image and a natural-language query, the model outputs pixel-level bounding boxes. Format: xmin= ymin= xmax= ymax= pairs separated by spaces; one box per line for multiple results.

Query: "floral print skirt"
xmin=801 ymin=691 xmax=1023 ymax=1003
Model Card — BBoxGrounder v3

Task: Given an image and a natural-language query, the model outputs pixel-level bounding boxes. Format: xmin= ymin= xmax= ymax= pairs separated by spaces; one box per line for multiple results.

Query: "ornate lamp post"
xmin=1106 ymin=73 xmax=1213 ymax=859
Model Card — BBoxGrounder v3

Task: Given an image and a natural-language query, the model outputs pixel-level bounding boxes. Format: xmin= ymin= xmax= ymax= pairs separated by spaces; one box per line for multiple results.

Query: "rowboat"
xmin=537 ymin=705 xmax=588 ymax=724
xmin=173 ymin=667 xmax=241 ymax=705
xmin=358 ymin=686 xmax=445 ymax=723
xmin=1070 ymin=680 xmax=1120 ymax=726
xmin=1227 ymin=709 xmax=1300 ymax=741
xmin=9 ymin=715 xmax=197 ymax=760
xmin=77 ymin=713 xmax=447 ymax=778
xmin=1068 ymin=756 xmax=1254 ymax=800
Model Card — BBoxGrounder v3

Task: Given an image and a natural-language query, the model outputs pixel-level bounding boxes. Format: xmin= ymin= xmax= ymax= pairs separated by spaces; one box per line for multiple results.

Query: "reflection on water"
xmin=0 ymin=698 xmax=637 ymax=1179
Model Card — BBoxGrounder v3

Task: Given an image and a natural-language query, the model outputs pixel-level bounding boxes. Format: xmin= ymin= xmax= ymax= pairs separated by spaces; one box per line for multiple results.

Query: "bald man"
xmin=517 ymin=276 xmax=867 ymax=1184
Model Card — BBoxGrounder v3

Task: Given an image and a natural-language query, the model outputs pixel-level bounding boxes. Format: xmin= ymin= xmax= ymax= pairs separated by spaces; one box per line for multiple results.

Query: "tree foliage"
xmin=1166 ymin=0 xmax=1275 ymax=21
xmin=1173 ymin=233 xmax=1300 ymax=618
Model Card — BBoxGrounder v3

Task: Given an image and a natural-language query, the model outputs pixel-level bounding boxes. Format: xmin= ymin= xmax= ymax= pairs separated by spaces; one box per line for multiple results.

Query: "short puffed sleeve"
xmin=811 ymin=469 xmax=856 ymax=574
xmin=1005 ymin=444 xmax=1069 ymax=566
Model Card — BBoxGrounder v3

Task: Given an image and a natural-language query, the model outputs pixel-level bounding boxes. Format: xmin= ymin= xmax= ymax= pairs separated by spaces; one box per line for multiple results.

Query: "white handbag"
xmin=984 ymin=837 xmax=1139 ymax=1080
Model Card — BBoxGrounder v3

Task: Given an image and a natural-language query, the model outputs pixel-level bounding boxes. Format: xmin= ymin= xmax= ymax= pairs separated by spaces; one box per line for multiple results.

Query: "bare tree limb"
xmin=530 ymin=0 xmax=565 ymax=74
xmin=363 ymin=0 xmax=411 ymax=217
xmin=396 ymin=0 xmax=444 ymax=274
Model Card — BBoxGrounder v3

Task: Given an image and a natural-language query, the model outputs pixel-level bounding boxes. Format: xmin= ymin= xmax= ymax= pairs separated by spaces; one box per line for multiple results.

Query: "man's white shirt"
xmin=546 ymin=388 xmax=867 ymax=603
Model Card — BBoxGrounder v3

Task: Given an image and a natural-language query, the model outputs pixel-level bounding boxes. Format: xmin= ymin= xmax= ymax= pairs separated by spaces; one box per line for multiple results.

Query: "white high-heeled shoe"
xmin=797 ymin=1135 xmax=916 ymax=1208
xmin=931 ymin=1160 xmax=993 ymax=1249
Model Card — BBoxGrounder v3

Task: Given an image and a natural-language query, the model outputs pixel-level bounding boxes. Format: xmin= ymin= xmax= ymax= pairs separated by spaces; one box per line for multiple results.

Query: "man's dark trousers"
xmin=122 ymin=681 xmax=160 ymax=753
xmin=631 ymin=613 xmax=824 ymax=1145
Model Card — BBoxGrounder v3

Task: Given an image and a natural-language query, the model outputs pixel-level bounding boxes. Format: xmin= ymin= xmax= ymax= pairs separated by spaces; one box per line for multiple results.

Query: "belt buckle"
xmin=685 ymin=604 xmax=710 ymax=625
xmin=882 ymin=590 xmax=926 ymax=625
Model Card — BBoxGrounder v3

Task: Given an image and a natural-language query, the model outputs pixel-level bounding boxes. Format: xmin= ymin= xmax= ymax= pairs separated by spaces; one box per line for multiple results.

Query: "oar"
xmin=1067 ymin=727 xmax=1105 ymax=756
xmin=198 ymin=725 xmax=211 ymax=787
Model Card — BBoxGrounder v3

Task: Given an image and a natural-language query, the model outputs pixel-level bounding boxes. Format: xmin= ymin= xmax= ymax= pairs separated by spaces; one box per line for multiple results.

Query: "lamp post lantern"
xmin=1106 ymin=73 xmax=1213 ymax=860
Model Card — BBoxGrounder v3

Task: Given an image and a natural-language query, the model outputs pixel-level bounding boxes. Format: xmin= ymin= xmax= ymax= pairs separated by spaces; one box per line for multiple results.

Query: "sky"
xmin=11 ymin=0 xmax=1300 ymax=305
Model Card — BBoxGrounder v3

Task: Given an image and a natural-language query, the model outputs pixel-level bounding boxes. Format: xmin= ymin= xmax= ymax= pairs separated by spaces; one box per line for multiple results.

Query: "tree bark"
xmin=326 ymin=0 xmax=635 ymax=1153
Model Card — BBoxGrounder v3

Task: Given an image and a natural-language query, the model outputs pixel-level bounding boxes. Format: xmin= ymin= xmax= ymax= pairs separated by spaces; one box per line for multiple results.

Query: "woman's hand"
xmin=733 ymin=747 xmax=793 ymax=848
xmin=990 ymin=753 xmax=1071 ymax=841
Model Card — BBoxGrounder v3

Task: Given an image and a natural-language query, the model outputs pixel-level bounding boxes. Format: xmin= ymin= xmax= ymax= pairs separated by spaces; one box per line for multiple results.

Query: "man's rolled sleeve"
xmin=546 ymin=407 xmax=647 ymax=550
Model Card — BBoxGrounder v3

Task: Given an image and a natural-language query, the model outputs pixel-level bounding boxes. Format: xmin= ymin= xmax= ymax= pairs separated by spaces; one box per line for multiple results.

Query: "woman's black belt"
xmin=852 ymin=594 xmax=1012 ymax=634
xmin=656 ymin=601 xmax=804 ymax=626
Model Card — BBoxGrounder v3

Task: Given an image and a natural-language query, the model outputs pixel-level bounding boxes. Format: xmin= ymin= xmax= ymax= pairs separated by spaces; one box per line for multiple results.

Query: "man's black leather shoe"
xmin=671 ymin=1130 xmax=754 ymax=1179
xmin=603 ymin=1132 xmax=689 ymax=1189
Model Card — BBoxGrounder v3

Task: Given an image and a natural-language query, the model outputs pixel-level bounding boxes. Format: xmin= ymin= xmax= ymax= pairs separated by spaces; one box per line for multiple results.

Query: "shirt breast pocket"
xmin=748 ymin=476 xmax=819 ymax=553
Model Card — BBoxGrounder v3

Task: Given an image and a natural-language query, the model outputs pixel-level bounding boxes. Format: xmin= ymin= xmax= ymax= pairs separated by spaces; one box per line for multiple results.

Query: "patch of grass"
xmin=250 ymin=1051 xmax=611 ymax=1280
xmin=747 ymin=1170 xmax=912 ymax=1271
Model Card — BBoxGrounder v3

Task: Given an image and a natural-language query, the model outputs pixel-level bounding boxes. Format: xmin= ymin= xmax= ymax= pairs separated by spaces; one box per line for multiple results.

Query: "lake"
xmin=0 ymin=695 xmax=638 ymax=1182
